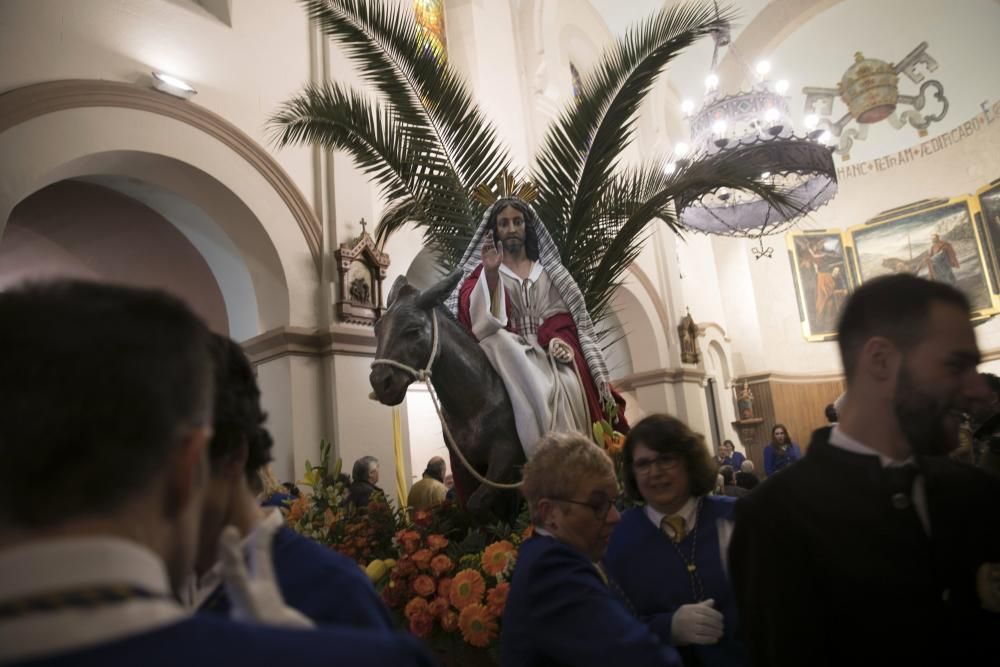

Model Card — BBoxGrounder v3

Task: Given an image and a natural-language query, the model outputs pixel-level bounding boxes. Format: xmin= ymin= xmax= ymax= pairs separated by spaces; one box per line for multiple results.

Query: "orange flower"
xmin=430 ymin=553 xmax=454 ymax=576
xmin=412 ymin=574 xmax=437 ymax=598
xmin=437 ymin=577 xmax=452 ymax=600
xmin=449 ymin=569 xmax=486 ymax=609
xmin=428 ymin=596 xmax=449 ymax=618
xmin=458 ymin=603 xmax=498 ymax=648
xmin=409 ymin=611 xmax=434 ymax=639
xmin=481 ymin=540 xmax=516 ymax=577
xmin=287 ymin=495 xmax=309 ymax=523
xmin=397 ymin=530 xmax=422 ymax=554
xmin=426 ymin=534 xmax=449 ymax=552
xmin=395 ymin=557 xmax=417 ymax=578
xmin=412 ymin=548 xmax=433 ymax=571
xmin=604 ymin=432 xmax=626 ymax=455
xmin=441 ymin=609 xmax=459 ymax=633
xmin=404 ymin=597 xmax=429 ymax=621
xmin=521 ymin=524 xmax=534 ymax=541
xmin=486 ymin=582 xmax=510 ymax=617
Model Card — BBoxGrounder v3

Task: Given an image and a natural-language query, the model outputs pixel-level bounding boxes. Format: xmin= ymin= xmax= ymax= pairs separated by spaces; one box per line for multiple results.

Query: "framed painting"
xmin=977 ymin=179 xmax=1000 ymax=285
xmin=848 ymin=196 xmax=1000 ymax=320
xmin=787 ymin=230 xmax=853 ymax=341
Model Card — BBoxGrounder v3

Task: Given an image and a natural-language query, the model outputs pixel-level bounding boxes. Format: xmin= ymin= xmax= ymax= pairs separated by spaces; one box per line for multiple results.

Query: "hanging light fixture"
xmin=675 ymin=7 xmax=838 ymax=258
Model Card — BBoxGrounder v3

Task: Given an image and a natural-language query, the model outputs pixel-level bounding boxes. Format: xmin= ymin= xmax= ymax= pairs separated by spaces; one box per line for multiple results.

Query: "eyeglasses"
xmin=632 ymin=453 xmax=681 ymax=475
xmin=552 ymin=496 xmax=615 ymax=520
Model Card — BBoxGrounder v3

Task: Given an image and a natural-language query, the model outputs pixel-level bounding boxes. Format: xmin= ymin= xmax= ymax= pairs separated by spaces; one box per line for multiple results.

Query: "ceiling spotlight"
xmin=681 ymin=99 xmax=695 ymax=115
xmin=705 ymin=73 xmax=719 ymax=91
xmin=818 ymin=130 xmax=832 ymax=144
xmin=674 ymin=142 xmax=690 ymax=158
xmin=804 ymin=113 xmax=819 ymax=130
xmin=764 ymin=107 xmax=780 ymax=123
xmin=152 ymin=71 xmax=197 ymax=100
xmin=755 ymin=60 xmax=772 ymax=77
xmin=775 ymin=79 xmax=789 ymax=95
xmin=711 ymin=119 xmax=727 ymax=135
xmin=664 ymin=161 xmax=677 ymax=175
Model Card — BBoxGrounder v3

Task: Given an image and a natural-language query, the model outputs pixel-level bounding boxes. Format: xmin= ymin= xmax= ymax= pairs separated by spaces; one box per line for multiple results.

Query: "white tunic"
xmin=469 ymin=262 xmax=590 ymax=457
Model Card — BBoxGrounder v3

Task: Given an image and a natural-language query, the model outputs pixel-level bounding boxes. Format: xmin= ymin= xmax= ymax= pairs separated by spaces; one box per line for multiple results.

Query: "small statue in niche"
xmin=349 ymin=276 xmax=371 ymax=305
xmin=737 ymin=380 xmax=755 ymax=420
xmin=677 ymin=308 xmax=701 ymax=364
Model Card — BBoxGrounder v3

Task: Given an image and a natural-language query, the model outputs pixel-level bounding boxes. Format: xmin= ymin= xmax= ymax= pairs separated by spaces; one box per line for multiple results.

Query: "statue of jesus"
xmin=447 ymin=196 xmax=627 ymax=458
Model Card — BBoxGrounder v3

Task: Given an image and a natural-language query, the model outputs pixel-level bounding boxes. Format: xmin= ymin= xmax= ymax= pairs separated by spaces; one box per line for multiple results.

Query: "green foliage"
xmin=273 ymin=0 xmax=794 ymax=325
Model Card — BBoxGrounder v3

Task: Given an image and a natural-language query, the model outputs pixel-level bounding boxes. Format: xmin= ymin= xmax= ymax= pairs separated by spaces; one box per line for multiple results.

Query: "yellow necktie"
xmin=662 ymin=515 xmax=687 ymax=543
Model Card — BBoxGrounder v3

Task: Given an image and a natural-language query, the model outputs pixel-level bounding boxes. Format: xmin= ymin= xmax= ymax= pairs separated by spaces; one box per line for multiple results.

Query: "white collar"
xmin=499 ymin=261 xmax=543 ymax=283
xmin=182 ymin=509 xmax=284 ymax=609
xmin=0 ymin=536 xmax=186 ymax=662
xmin=644 ymin=495 xmax=699 ymax=532
xmin=829 ymin=425 xmax=916 ymax=468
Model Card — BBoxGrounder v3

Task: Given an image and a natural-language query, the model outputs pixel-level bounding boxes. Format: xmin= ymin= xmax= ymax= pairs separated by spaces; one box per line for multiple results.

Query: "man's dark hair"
xmin=352 ymin=456 xmax=378 ymax=484
xmin=0 ymin=280 xmax=212 ymax=529
xmin=837 ymin=274 xmax=970 ymax=382
xmin=424 ymin=457 xmax=446 ymax=482
xmin=207 ymin=333 xmax=273 ymax=480
xmin=824 ymin=403 xmax=838 ymax=423
xmin=623 ymin=414 xmax=718 ymax=501
xmin=981 ymin=373 xmax=1000 ymax=397
xmin=719 ymin=465 xmax=736 ymax=485
xmin=484 ymin=198 xmax=539 ymax=261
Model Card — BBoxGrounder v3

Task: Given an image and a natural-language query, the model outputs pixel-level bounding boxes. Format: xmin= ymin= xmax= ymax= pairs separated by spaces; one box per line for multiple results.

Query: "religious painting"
xmin=977 ymin=179 xmax=1000 ymax=287
xmin=848 ymin=196 xmax=999 ymax=319
xmin=787 ymin=230 xmax=852 ymax=341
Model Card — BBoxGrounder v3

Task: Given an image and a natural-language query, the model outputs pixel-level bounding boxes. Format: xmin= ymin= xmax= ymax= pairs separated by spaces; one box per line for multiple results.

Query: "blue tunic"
xmin=764 ymin=443 xmax=802 ymax=476
xmin=604 ymin=498 xmax=746 ymax=667
xmin=501 ymin=534 xmax=681 ymax=667
xmin=13 ymin=613 xmax=433 ymax=667
xmin=200 ymin=525 xmax=394 ymax=630
xmin=719 ymin=452 xmax=745 ymax=470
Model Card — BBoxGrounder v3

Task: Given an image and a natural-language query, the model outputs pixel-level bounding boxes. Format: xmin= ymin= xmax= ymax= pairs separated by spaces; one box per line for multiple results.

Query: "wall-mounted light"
xmin=152 ymin=71 xmax=197 ymax=100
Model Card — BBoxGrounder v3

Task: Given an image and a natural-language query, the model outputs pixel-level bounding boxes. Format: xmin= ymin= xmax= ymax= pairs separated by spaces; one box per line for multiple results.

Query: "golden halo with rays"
xmin=471 ymin=171 xmax=539 ymax=206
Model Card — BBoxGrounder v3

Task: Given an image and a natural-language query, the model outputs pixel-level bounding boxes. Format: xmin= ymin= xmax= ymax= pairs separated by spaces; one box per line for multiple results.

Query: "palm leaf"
xmin=532 ymin=1 xmax=730 ymax=255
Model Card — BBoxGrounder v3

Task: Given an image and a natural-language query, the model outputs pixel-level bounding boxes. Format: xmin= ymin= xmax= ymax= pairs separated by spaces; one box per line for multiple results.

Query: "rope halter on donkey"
xmin=370 ymin=309 xmax=523 ymax=490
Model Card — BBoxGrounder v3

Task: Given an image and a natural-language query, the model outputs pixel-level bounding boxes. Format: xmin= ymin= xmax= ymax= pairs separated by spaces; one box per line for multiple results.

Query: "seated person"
xmin=185 ymin=334 xmax=393 ymax=630
xmin=346 ymin=457 xmax=381 ymax=508
xmin=0 ymin=281 xmax=433 ymax=667
xmin=715 ymin=440 xmax=745 ymax=470
xmin=501 ymin=432 xmax=681 ymax=667
xmin=605 ymin=415 xmax=746 ymax=667
xmin=408 ymin=456 xmax=448 ymax=511
xmin=719 ymin=466 xmax=749 ymax=499
xmin=735 ymin=461 xmax=759 ymax=491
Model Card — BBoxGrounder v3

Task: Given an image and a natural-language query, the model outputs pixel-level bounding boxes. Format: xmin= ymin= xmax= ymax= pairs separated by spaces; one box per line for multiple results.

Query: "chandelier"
xmin=673 ymin=17 xmax=838 ymax=258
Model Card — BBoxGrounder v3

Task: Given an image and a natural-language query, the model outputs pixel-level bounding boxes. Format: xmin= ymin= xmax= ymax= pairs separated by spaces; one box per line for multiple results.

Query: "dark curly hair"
xmin=484 ymin=198 xmax=539 ymax=261
xmin=207 ymin=333 xmax=273 ymax=480
xmin=622 ymin=414 xmax=718 ymax=501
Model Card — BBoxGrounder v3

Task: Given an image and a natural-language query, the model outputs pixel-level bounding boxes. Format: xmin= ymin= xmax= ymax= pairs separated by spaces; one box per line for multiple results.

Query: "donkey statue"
xmin=369 ymin=270 xmax=525 ymax=523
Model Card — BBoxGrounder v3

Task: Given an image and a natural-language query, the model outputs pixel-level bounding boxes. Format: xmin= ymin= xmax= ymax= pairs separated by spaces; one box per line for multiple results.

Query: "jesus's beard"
xmin=501 ymin=237 xmax=524 ymax=254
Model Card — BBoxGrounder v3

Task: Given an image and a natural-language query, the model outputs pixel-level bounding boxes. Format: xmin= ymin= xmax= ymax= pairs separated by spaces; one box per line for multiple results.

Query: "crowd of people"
xmin=1 ymin=271 xmax=999 ymax=666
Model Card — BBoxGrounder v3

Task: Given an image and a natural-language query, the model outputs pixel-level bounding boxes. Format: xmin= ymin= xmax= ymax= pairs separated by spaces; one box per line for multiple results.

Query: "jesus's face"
xmin=495 ymin=205 xmax=526 ymax=255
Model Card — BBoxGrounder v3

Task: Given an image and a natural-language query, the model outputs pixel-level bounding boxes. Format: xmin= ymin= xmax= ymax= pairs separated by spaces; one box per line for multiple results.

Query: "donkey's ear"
xmin=416 ymin=269 xmax=464 ymax=310
xmin=387 ymin=275 xmax=416 ymax=307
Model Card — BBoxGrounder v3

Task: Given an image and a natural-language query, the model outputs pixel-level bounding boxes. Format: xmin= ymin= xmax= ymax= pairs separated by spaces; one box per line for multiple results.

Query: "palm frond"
xmin=532 ymin=1 xmax=730 ymax=254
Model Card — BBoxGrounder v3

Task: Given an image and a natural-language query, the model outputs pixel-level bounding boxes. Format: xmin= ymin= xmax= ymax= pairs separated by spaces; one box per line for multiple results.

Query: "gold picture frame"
xmin=787 ymin=230 xmax=855 ymax=341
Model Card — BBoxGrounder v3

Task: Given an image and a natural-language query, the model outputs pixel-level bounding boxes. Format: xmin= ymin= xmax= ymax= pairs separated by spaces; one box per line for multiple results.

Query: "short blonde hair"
xmin=521 ymin=432 xmax=616 ymax=521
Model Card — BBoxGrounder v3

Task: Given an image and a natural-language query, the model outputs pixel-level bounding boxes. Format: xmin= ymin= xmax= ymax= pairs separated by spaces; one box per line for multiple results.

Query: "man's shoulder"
xmin=18 ymin=615 xmax=430 ymax=667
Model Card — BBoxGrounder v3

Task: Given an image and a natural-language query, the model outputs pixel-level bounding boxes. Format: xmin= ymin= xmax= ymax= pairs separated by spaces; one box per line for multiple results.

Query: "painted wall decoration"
xmin=414 ymin=0 xmax=447 ymax=57
xmin=787 ymin=230 xmax=853 ymax=341
xmin=848 ymin=196 xmax=999 ymax=319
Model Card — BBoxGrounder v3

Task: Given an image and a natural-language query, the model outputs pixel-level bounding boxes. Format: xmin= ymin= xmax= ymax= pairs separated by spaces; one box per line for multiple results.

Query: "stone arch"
xmin=0 ymin=80 xmax=323 ymax=331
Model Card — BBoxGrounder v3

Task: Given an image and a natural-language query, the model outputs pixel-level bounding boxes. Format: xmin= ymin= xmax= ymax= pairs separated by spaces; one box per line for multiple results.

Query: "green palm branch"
xmin=272 ymin=0 xmax=796 ymax=324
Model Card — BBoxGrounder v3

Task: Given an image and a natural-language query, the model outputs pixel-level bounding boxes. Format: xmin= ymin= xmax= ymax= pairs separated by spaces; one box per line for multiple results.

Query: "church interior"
xmin=0 ymin=0 xmax=997 ymax=508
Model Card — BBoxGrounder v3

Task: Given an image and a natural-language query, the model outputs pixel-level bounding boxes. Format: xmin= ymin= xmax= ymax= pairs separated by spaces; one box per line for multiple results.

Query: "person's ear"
xmin=164 ymin=425 xmax=212 ymax=519
xmin=860 ymin=336 xmax=898 ymax=384
xmin=536 ymin=498 xmax=558 ymax=530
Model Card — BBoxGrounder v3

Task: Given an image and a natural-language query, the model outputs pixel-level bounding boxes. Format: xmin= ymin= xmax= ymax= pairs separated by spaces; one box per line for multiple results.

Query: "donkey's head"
xmin=369 ymin=270 xmax=464 ymax=405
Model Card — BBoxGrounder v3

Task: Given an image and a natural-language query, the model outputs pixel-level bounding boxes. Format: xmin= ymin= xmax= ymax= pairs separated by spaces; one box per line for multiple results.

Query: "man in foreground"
xmin=729 ymin=274 xmax=1000 ymax=665
xmin=0 ymin=281 xmax=432 ymax=666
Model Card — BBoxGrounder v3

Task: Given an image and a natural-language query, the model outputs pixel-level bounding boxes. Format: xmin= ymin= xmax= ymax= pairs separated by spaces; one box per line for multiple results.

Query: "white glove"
xmin=670 ymin=599 xmax=724 ymax=645
xmin=219 ymin=523 xmax=314 ymax=629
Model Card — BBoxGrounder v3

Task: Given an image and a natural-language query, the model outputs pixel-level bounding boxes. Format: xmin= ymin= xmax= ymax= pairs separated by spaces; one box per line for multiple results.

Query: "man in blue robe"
xmin=0 ymin=281 xmax=432 ymax=667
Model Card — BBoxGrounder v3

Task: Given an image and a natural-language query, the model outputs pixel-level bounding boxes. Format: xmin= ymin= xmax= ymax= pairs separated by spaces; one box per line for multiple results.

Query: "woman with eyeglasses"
xmin=604 ymin=414 xmax=747 ymax=667
xmin=501 ymin=432 xmax=681 ymax=667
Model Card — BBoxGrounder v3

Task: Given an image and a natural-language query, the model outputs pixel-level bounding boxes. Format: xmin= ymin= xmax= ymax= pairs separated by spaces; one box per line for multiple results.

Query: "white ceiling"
xmin=585 ymin=0 xmax=1000 ymax=163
